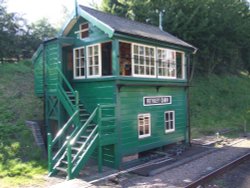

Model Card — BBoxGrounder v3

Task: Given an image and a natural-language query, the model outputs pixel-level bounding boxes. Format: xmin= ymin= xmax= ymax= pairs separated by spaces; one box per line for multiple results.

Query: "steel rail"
xmin=184 ymin=152 xmax=250 ymax=188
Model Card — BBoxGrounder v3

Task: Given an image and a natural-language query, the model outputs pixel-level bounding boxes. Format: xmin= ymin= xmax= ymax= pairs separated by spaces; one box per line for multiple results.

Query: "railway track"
xmin=184 ymin=152 xmax=250 ymax=188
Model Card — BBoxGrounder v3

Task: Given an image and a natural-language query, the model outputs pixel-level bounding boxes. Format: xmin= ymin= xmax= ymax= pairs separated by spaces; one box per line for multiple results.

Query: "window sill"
xmin=165 ymin=130 xmax=175 ymax=134
xmin=138 ymin=135 xmax=151 ymax=139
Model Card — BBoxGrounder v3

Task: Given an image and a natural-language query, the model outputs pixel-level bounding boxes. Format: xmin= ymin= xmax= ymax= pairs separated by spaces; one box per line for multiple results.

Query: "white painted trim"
xmin=164 ymin=111 xmax=175 ymax=133
xmin=138 ymin=113 xmax=151 ymax=139
xmin=73 ymin=46 xmax=85 ymax=79
xmin=86 ymin=43 xmax=102 ymax=78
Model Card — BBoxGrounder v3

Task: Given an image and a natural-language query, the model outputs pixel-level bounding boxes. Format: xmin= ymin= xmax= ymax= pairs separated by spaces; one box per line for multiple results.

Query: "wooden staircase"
xmin=46 ymin=68 xmax=115 ymax=179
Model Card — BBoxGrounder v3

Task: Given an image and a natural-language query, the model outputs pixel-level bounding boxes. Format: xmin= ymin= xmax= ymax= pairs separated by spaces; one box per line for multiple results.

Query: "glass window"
xmin=87 ymin=44 xmax=101 ymax=77
xmin=79 ymin=23 xmax=89 ymax=39
xmin=132 ymin=44 xmax=155 ymax=77
xmin=73 ymin=47 xmax=85 ymax=78
xmin=158 ymin=48 xmax=176 ymax=78
xmin=138 ymin=113 xmax=151 ymax=138
xmin=165 ymin=111 xmax=175 ymax=133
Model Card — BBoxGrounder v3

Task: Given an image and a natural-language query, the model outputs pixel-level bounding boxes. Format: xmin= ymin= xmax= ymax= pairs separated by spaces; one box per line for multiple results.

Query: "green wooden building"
xmin=33 ymin=5 xmax=196 ymax=179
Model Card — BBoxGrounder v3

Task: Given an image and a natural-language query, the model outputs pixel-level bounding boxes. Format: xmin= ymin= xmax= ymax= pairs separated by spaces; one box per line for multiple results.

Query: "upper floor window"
xmin=158 ymin=48 xmax=176 ymax=78
xmin=87 ymin=44 xmax=101 ymax=77
xmin=132 ymin=44 xmax=155 ymax=77
xmin=79 ymin=23 xmax=89 ymax=39
xmin=127 ymin=42 xmax=185 ymax=79
xmin=73 ymin=47 xmax=85 ymax=79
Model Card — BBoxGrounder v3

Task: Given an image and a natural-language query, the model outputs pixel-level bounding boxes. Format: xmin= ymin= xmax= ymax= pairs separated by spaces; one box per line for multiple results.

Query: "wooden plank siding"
xmin=73 ymin=80 xmax=117 ymax=168
xmin=118 ymin=86 xmax=187 ymax=156
xmin=33 ymin=50 xmax=44 ymax=96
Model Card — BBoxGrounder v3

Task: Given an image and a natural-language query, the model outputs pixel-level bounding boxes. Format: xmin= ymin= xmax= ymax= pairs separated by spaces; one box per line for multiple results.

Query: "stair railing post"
xmin=67 ymin=136 xmax=73 ymax=180
xmin=75 ymin=90 xmax=79 ymax=109
xmin=47 ymin=133 xmax=53 ymax=172
xmin=97 ymin=104 xmax=103 ymax=173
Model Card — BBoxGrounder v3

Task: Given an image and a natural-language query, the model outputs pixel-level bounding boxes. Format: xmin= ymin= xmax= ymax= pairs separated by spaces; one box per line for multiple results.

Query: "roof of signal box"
xmin=74 ymin=5 xmax=197 ymax=52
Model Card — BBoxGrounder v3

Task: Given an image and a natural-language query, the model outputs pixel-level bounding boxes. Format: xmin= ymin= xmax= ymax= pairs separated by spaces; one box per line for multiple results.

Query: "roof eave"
xmin=114 ymin=32 xmax=197 ymax=53
xmin=58 ymin=11 xmax=78 ymax=37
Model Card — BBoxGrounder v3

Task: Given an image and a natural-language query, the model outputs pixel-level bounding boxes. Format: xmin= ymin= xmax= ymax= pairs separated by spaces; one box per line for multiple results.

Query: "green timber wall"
xmin=45 ymin=41 xmax=60 ymax=94
xmin=118 ymin=86 xmax=188 ymax=157
xmin=73 ymin=79 xmax=118 ymax=167
xmin=33 ymin=49 xmax=44 ymax=96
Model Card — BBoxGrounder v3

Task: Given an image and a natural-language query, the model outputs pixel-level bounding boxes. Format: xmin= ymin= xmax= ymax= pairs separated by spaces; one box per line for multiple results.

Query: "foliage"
xmin=0 ymin=61 xmax=46 ymax=187
xmin=0 ymin=0 xmax=57 ymax=61
xmin=101 ymin=0 xmax=250 ymax=75
xmin=190 ymin=74 xmax=250 ymax=137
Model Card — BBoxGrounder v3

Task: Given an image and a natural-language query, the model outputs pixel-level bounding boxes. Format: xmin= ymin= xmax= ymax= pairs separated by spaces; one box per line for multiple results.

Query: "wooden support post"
xmin=98 ymin=144 xmax=103 ymax=173
xmin=67 ymin=137 xmax=73 ymax=179
xmin=112 ymin=39 xmax=119 ymax=76
xmin=47 ymin=133 xmax=52 ymax=172
xmin=97 ymin=105 xmax=103 ymax=173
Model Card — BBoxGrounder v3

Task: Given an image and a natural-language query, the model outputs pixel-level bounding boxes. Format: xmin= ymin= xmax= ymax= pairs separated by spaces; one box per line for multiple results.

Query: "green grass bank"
xmin=190 ymin=74 xmax=250 ymax=138
xmin=0 ymin=61 xmax=46 ymax=187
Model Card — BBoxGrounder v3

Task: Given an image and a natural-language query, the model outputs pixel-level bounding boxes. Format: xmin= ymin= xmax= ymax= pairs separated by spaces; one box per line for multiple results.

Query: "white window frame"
xmin=87 ymin=44 xmax=102 ymax=78
xmin=176 ymin=51 xmax=186 ymax=79
xmin=157 ymin=48 xmax=177 ymax=79
xmin=164 ymin=111 xmax=175 ymax=133
xmin=79 ymin=23 xmax=89 ymax=39
xmin=138 ymin=113 xmax=151 ymax=139
xmin=73 ymin=47 xmax=85 ymax=79
xmin=132 ymin=43 xmax=156 ymax=78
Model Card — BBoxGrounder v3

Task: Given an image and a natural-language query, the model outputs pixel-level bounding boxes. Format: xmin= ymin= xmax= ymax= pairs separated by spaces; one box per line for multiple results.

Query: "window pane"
xmin=80 ymin=49 xmax=84 ymax=57
xmin=145 ymin=125 xmax=149 ymax=134
xmin=139 ymin=56 xmax=144 ymax=65
xmin=134 ymin=45 xmax=138 ymax=54
xmin=95 ymin=66 xmax=99 ymax=75
xmin=134 ymin=56 xmax=138 ymax=65
xmin=89 ymin=67 xmax=93 ymax=75
xmin=80 ymin=68 xmax=84 ymax=76
xmin=94 ymin=45 xmax=98 ymax=55
xmin=94 ymin=56 xmax=98 ymax=65
xmin=139 ymin=126 xmax=144 ymax=135
xmin=139 ymin=46 xmax=144 ymax=55
xmin=88 ymin=47 xmax=92 ymax=56
xmin=134 ymin=65 xmax=138 ymax=74
xmin=166 ymin=122 xmax=169 ymax=130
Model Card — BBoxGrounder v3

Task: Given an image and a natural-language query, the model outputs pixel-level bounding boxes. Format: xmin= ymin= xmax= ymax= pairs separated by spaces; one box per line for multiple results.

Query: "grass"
xmin=0 ymin=61 xmax=46 ymax=187
xmin=190 ymin=74 xmax=250 ymax=138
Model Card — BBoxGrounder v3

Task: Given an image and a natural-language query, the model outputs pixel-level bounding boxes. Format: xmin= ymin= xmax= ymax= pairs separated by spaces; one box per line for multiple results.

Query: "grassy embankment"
xmin=0 ymin=61 xmax=250 ymax=187
xmin=190 ymin=74 xmax=250 ymax=138
xmin=0 ymin=61 xmax=46 ymax=187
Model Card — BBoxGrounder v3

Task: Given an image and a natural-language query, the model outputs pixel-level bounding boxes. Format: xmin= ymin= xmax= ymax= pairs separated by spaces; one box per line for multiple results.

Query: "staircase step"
xmin=56 ymin=166 xmax=67 ymax=173
xmin=80 ymin=135 xmax=88 ymax=139
xmin=76 ymin=141 xmax=85 ymax=145
xmin=61 ymin=160 xmax=68 ymax=165
xmin=72 ymin=147 xmax=80 ymax=151
xmin=88 ymin=124 xmax=96 ymax=127
xmin=80 ymin=113 xmax=89 ymax=116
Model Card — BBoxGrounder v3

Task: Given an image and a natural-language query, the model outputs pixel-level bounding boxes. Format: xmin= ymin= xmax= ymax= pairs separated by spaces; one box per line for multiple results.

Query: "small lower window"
xmin=165 ymin=111 xmax=175 ymax=133
xmin=138 ymin=113 xmax=151 ymax=138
